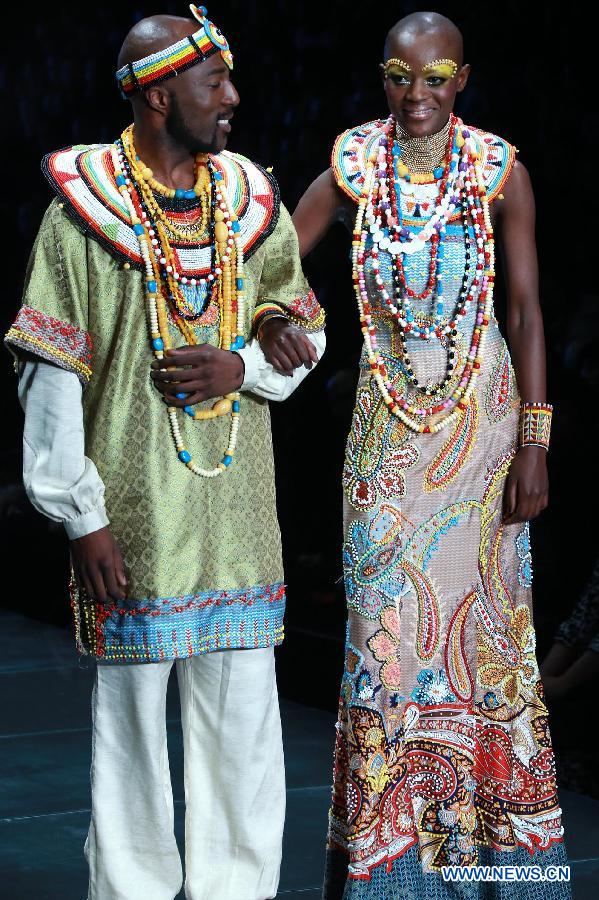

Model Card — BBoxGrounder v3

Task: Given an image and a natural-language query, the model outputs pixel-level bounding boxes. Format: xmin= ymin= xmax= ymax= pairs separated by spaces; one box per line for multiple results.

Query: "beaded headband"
xmin=116 ymin=4 xmax=233 ymax=99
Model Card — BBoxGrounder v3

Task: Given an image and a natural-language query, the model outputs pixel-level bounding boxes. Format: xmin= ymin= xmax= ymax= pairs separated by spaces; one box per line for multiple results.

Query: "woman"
xmin=260 ymin=10 xmax=571 ymax=900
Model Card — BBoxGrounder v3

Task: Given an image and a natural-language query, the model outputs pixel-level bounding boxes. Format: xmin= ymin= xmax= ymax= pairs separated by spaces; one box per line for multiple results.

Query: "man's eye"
xmin=208 ymin=82 xmax=222 ymax=89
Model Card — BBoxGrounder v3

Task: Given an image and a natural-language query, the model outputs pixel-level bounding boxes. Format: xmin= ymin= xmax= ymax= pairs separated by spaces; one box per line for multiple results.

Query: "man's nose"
xmin=224 ymin=79 xmax=240 ymax=107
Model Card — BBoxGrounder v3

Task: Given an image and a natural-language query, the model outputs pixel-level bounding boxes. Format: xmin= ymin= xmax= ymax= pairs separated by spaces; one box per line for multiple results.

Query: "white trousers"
xmin=85 ymin=647 xmax=286 ymax=900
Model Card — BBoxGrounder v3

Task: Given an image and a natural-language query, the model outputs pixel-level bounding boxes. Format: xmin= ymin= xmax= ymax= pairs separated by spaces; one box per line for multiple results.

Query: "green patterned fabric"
xmin=8 ymin=198 xmax=319 ymax=663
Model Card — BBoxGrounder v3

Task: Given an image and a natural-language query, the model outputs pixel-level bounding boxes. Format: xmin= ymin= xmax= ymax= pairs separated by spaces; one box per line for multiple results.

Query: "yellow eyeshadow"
xmin=384 ymin=57 xmax=411 ymax=75
xmin=422 ymin=58 xmax=458 ymax=78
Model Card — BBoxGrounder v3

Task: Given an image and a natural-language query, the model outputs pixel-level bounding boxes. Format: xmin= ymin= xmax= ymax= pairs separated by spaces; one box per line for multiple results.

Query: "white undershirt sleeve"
xmin=236 ymin=330 xmax=325 ymax=402
xmin=18 ymin=358 xmax=109 ymax=540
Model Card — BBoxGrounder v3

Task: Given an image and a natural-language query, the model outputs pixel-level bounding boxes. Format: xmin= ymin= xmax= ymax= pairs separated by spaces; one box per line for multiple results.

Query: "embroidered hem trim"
xmin=70 ymin=580 xmax=286 ymax=663
xmin=5 ymin=307 xmax=93 ymax=384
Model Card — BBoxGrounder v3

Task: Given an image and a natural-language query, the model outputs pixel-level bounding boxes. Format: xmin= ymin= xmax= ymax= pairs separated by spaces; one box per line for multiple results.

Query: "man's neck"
xmin=131 ymin=122 xmax=197 ymax=191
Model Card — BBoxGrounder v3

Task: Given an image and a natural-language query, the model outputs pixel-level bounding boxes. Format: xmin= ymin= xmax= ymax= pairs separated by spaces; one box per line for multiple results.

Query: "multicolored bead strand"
xmin=111 ymin=130 xmax=245 ymax=477
xmin=351 ymin=116 xmax=496 ymax=434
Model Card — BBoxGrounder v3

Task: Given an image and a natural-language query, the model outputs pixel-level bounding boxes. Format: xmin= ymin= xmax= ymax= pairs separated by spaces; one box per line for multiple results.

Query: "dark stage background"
xmin=1 ymin=1 xmax=598 ymax=797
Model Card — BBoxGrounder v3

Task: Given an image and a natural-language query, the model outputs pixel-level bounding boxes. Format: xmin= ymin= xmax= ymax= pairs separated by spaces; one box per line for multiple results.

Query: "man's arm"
xmin=19 ymin=358 xmax=127 ymax=601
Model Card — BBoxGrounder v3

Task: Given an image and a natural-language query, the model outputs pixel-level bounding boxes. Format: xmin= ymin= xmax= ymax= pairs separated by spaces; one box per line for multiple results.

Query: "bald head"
xmin=384 ymin=11 xmax=463 ymax=65
xmin=117 ymin=15 xmax=197 ymax=71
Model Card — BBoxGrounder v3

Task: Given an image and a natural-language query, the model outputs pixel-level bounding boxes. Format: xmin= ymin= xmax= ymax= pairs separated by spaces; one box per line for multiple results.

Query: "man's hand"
xmin=70 ymin=526 xmax=127 ymax=603
xmin=502 ymin=446 xmax=549 ymax=525
xmin=258 ymin=318 xmax=318 ymax=376
xmin=150 ymin=345 xmax=244 ymax=407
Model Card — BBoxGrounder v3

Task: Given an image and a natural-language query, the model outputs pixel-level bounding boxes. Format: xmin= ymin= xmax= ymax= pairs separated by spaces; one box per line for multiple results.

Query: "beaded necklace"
xmin=111 ymin=126 xmax=247 ymax=477
xmin=352 ymin=115 xmax=495 ymax=434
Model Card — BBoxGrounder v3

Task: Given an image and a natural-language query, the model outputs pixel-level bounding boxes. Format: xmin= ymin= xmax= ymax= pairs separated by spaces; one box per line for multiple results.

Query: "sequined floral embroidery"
xmin=343 ymin=380 xmax=419 ymax=511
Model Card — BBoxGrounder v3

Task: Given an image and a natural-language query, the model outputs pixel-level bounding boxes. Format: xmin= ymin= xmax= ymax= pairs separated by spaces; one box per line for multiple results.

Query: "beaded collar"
xmin=42 ymin=144 xmax=280 ymax=271
xmin=332 ymin=118 xmax=516 ymax=209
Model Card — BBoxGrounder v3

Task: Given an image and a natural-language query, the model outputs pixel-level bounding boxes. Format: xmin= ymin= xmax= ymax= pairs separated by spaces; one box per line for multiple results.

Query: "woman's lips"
xmin=402 ymin=107 xmax=435 ymax=120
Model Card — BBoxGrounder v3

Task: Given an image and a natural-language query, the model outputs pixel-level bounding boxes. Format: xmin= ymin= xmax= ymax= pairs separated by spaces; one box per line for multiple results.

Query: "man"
xmin=6 ymin=7 xmax=325 ymax=899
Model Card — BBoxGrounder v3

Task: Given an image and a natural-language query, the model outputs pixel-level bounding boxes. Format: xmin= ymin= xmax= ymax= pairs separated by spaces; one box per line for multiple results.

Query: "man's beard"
xmin=165 ymin=93 xmax=217 ymax=154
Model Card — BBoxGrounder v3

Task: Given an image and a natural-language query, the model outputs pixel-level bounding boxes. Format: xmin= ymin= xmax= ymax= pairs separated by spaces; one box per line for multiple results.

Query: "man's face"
xmin=165 ymin=55 xmax=240 ymax=154
xmin=381 ymin=31 xmax=469 ymax=137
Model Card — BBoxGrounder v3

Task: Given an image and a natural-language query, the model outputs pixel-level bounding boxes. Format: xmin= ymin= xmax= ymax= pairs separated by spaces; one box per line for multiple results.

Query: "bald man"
xmin=6 ymin=7 xmax=325 ymax=900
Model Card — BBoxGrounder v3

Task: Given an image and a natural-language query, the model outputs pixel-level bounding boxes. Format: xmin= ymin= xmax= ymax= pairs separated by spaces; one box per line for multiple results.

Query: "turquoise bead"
xmin=232 ymin=401 xmax=240 ymax=413
xmin=147 ymin=280 xmax=157 ymax=293
xmin=175 ymin=189 xmax=185 ymax=199
xmin=178 ymin=450 xmax=192 ymax=464
xmin=236 ymin=278 xmax=244 ymax=289
xmin=223 ymin=455 xmax=232 ymax=466
xmin=152 ymin=338 xmax=164 ymax=351
xmin=236 ymin=336 xmax=246 ymax=349
xmin=184 ymin=405 xmax=194 ymax=416
xmin=176 ymin=392 xmax=187 ymax=400
xmin=232 ymin=221 xmax=240 ymax=232
xmin=133 ymin=223 xmax=144 ymax=236
xmin=116 ymin=175 xmax=126 ymax=187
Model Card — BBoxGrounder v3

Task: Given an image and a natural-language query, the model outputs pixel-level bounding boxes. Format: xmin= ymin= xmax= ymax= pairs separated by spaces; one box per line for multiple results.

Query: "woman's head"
xmin=382 ymin=12 xmax=470 ymax=137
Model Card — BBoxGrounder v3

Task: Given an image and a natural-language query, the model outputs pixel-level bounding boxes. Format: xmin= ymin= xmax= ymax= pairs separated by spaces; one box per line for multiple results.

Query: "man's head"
xmin=117 ymin=12 xmax=239 ymax=154
xmin=381 ymin=12 xmax=470 ymax=137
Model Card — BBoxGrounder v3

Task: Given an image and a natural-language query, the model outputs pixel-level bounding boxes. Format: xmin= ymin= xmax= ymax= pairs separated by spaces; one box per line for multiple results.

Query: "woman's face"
xmin=381 ymin=30 xmax=470 ymax=137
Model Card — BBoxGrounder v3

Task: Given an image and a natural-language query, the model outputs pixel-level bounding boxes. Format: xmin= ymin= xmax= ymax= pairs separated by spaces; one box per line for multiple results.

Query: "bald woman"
xmin=261 ymin=11 xmax=571 ymax=900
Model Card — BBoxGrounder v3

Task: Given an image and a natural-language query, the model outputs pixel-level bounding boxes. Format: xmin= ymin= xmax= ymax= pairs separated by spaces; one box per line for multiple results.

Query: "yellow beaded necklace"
xmin=121 ymin=125 xmax=210 ymax=242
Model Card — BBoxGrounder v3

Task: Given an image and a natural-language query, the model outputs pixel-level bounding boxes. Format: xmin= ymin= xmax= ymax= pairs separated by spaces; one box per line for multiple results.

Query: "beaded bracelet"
xmin=519 ymin=402 xmax=553 ymax=450
xmin=255 ymin=311 xmax=289 ymax=341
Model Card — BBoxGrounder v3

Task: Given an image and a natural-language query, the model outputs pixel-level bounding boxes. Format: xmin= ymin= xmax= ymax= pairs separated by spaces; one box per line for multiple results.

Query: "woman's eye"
xmin=389 ymin=74 xmax=410 ymax=86
xmin=426 ymin=76 xmax=446 ymax=86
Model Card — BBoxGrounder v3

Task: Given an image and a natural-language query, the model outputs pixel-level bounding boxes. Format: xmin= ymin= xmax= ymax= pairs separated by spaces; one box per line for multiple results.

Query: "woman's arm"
xmin=292 ymin=168 xmax=351 ymax=258
xmin=497 ymin=160 xmax=549 ymax=524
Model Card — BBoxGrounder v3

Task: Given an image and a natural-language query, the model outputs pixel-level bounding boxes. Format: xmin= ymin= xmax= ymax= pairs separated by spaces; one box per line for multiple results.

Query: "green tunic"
xmin=7 ymin=145 xmax=324 ymax=663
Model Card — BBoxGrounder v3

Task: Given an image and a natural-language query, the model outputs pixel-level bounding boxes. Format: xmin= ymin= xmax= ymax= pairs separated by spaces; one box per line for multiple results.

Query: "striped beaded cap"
xmin=116 ymin=4 xmax=233 ymax=99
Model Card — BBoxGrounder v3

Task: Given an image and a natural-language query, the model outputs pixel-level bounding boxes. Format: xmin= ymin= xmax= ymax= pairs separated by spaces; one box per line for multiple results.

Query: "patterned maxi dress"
xmin=324 ymin=121 xmax=571 ymax=899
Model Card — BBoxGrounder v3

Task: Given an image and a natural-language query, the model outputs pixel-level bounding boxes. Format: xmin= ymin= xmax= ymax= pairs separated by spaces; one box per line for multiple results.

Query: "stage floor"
xmin=1 ymin=609 xmax=597 ymax=899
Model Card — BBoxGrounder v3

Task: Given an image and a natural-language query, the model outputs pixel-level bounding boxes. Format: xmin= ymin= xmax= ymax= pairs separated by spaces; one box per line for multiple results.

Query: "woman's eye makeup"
xmin=422 ymin=59 xmax=458 ymax=79
xmin=384 ymin=57 xmax=458 ymax=86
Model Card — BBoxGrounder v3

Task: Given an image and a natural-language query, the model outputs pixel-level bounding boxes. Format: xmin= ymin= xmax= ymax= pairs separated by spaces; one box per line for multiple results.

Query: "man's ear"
xmin=143 ymin=85 xmax=170 ymax=115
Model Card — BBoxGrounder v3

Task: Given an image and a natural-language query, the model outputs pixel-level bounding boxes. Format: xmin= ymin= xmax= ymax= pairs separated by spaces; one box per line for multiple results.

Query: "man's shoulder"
xmin=41 ymin=143 xmax=143 ymax=268
xmin=214 ymin=151 xmax=281 ymax=258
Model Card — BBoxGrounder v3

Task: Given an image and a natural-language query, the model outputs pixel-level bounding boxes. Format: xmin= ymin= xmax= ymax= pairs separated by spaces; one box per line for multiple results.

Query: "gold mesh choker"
xmin=395 ymin=117 xmax=452 ymax=174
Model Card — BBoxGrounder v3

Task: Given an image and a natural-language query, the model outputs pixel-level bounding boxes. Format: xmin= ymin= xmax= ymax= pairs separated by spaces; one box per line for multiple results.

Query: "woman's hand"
xmin=502 ymin=446 xmax=549 ymax=524
xmin=259 ymin=318 xmax=318 ymax=376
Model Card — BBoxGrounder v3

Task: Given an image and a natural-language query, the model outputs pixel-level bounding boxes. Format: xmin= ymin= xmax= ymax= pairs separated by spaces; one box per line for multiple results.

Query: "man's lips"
xmin=217 ymin=116 xmax=232 ymax=133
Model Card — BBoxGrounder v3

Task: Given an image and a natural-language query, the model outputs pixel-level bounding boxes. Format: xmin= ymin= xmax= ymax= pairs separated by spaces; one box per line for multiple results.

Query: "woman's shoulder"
xmin=463 ymin=123 xmax=517 ymax=202
xmin=331 ymin=119 xmax=388 ymax=203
